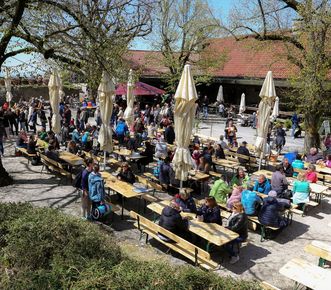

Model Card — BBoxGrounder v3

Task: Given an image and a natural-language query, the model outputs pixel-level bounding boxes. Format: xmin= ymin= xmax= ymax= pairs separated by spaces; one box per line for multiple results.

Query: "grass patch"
xmin=0 ymin=203 xmax=261 ymax=289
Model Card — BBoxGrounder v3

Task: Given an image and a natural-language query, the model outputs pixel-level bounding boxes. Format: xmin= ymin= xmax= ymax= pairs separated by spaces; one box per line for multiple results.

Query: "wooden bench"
xmin=40 ymin=153 xmax=72 ymax=183
xmin=16 ymin=147 xmax=36 ymax=164
xmin=291 ymin=200 xmax=319 ymax=217
xmin=129 ymin=211 xmax=219 ymax=270
xmin=224 ymin=150 xmax=259 ymax=172
xmin=305 ymin=240 xmax=331 ymax=267
xmin=260 ymin=281 xmax=281 ymax=290
xmin=279 ymin=258 xmax=331 ymax=290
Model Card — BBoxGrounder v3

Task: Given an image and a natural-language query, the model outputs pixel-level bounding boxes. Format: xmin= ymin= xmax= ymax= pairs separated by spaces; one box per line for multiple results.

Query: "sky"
xmin=2 ymin=0 xmax=234 ymax=74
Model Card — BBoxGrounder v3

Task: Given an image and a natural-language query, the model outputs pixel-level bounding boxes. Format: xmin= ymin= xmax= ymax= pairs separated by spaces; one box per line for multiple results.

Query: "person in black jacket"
xmin=258 ymin=196 xmax=289 ymax=229
xmin=237 ymin=141 xmax=250 ymax=164
xmin=27 ymin=134 xmax=37 ymax=154
xmin=196 ymin=197 xmax=222 ymax=225
xmin=282 ymin=158 xmax=294 ymax=177
xmin=158 ymin=201 xmax=189 ymax=241
xmin=164 ymin=123 xmax=175 ymax=144
xmin=117 ymin=162 xmax=136 ymax=184
xmin=137 ymin=141 xmax=154 ymax=172
xmin=224 ymin=202 xmax=248 ymax=264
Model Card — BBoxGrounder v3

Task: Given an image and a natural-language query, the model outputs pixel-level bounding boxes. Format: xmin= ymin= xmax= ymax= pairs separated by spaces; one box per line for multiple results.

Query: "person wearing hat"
xmin=236 ymin=141 xmax=250 ymax=165
xmin=117 ymin=162 xmax=136 ymax=184
xmin=158 ymin=200 xmax=189 ymax=241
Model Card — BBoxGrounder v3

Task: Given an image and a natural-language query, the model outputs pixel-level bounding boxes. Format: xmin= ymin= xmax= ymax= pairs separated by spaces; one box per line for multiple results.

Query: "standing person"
xmin=18 ymin=109 xmax=26 ymax=131
xmin=3 ymin=110 xmax=11 ymax=140
xmin=275 ymin=124 xmax=286 ymax=154
xmin=81 ymin=158 xmax=94 ymax=218
xmin=218 ymin=102 xmax=225 ymax=117
xmin=225 ymin=120 xmax=237 ymax=147
xmin=63 ymin=105 xmax=72 ymax=125
xmin=115 ymin=118 xmax=128 ymax=145
xmin=202 ymin=95 xmax=209 ymax=119
xmin=80 ymin=108 xmax=89 ymax=131
xmin=88 ymin=163 xmax=105 ymax=212
xmin=76 ymin=107 xmax=81 ymax=129
xmin=28 ymin=109 xmax=38 ymax=134
xmin=7 ymin=109 xmax=18 ymax=136
xmin=291 ymin=113 xmax=299 ymax=138
xmin=164 ymin=122 xmax=175 ymax=145
xmin=225 ymin=202 xmax=248 ymax=264
xmin=39 ymin=109 xmax=47 ymax=130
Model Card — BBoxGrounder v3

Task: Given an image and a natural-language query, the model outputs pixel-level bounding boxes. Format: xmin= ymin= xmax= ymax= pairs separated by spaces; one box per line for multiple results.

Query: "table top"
xmin=212 ymin=158 xmax=240 ymax=167
xmin=188 ymin=170 xmax=210 ymax=181
xmin=305 ymin=240 xmax=331 ymax=262
xmin=113 ymin=149 xmax=133 ymax=157
xmin=148 ymin=200 xmax=239 ymax=246
xmin=59 ymin=151 xmax=84 ymax=166
xmin=253 ymin=170 xmax=273 ymax=179
xmin=279 ymin=257 xmax=331 ymax=290
xmin=101 ymin=171 xmax=141 ymax=198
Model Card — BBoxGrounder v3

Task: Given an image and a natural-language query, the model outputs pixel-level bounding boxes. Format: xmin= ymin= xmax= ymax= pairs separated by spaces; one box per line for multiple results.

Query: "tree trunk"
xmin=0 ymin=156 xmax=13 ymax=187
xmin=304 ymin=112 xmax=321 ymax=154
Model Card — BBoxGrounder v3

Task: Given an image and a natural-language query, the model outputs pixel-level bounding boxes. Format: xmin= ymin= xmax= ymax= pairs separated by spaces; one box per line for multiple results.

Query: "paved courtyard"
xmin=0 ymin=133 xmax=330 ymax=289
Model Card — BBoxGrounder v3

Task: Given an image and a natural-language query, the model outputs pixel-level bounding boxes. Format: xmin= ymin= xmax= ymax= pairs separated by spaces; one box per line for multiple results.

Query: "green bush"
xmin=0 ymin=203 xmax=261 ymax=290
xmin=283 ymin=119 xmax=292 ymax=130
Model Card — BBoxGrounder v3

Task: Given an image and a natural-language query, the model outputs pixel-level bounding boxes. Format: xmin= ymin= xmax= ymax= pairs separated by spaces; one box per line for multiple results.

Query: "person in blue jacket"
xmin=258 ymin=195 xmax=289 ymax=228
xmin=88 ymin=164 xmax=105 ymax=208
xmin=174 ymin=189 xmax=197 ymax=213
xmin=241 ymin=190 xmax=262 ymax=216
xmin=115 ymin=118 xmax=128 ymax=145
xmin=196 ymin=197 xmax=222 ymax=225
xmin=253 ymin=174 xmax=271 ymax=194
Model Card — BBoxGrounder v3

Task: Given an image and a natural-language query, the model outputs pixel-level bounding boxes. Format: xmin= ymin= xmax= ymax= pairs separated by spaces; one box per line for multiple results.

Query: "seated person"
xmin=155 ymin=136 xmax=167 ymax=158
xmin=191 ymin=146 xmax=201 ymax=170
xmin=16 ymin=130 xmax=28 ymax=148
xmin=45 ymin=145 xmax=61 ymax=162
xmin=196 ymin=197 xmax=222 ymax=225
xmin=271 ymin=165 xmax=288 ymax=196
xmin=137 ymin=141 xmax=154 ymax=172
xmin=72 ymin=129 xmax=81 ymax=144
xmin=209 ymin=177 xmax=231 ymax=203
xmin=67 ymin=140 xmax=79 ymax=154
xmin=292 ymin=154 xmax=305 ymax=176
xmin=27 ymin=134 xmax=37 ymax=154
xmin=215 ymin=143 xmax=225 ymax=159
xmin=230 ymin=168 xmax=250 ymax=188
xmin=305 ymin=147 xmax=323 ymax=164
xmin=38 ymin=127 xmax=47 ymax=140
xmin=282 ymin=158 xmax=293 ymax=177
xmin=305 ymin=164 xmax=318 ymax=183
xmin=158 ymin=200 xmax=189 ymax=240
xmin=324 ymin=154 xmax=331 ymax=168
xmin=225 ymin=202 xmax=248 ymax=264
xmin=241 ymin=190 xmax=262 ymax=216
xmin=47 ymin=131 xmax=60 ymax=150
xmin=174 ymin=189 xmax=197 ymax=213
xmin=292 ymin=173 xmax=310 ymax=208
xmin=236 ymin=141 xmax=250 ymax=164
xmin=258 ymin=195 xmax=289 ymax=228
xmin=117 ymin=162 xmax=136 ymax=184
xmin=197 ymin=156 xmax=210 ymax=174
xmin=226 ymin=187 xmax=243 ymax=210
xmin=253 ymin=174 xmax=271 ymax=194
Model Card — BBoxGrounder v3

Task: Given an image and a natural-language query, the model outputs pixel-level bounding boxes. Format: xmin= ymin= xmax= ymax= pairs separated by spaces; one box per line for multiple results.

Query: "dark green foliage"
xmin=0 ymin=203 xmax=260 ymax=290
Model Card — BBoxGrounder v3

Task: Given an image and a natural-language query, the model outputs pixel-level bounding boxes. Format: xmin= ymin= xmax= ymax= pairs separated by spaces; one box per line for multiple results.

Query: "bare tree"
xmin=150 ymin=0 xmax=225 ymax=91
xmin=222 ymin=0 xmax=331 ymax=152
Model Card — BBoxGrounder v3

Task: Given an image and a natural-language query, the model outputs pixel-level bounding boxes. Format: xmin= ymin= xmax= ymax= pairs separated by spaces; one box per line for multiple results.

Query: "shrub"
xmin=0 ymin=203 xmax=261 ymax=290
xmin=283 ymin=119 xmax=292 ymax=130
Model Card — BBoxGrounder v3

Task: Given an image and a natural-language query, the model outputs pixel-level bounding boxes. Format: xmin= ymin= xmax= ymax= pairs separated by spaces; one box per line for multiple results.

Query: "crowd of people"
xmin=1 ymin=94 xmax=330 ymax=266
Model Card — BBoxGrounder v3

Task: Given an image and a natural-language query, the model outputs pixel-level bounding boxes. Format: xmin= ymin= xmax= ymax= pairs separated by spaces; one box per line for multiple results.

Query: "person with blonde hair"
xmin=292 ymin=173 xmax=310 ymax=207
xmin=174 ymin=189 xmax=197 ymax=213
xmin=225 ymin=202 xmax=248 ymax=264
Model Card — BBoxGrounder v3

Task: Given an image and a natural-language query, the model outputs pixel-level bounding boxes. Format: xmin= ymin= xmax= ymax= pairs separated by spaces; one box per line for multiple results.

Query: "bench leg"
xmin=261 ymin=225 xmax=266 ymax=242
xmin=318 ymin=258 xmax=326 ymax=267
xmin=145 ymin=233 xmax=149 ymax=244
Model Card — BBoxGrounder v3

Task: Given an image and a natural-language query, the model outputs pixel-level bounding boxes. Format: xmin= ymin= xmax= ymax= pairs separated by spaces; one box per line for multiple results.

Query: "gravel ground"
xmin=1 ymin=124 xmax=330 ymax=289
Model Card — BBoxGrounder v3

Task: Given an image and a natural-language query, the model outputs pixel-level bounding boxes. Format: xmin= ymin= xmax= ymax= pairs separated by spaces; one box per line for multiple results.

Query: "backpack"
xmin=73 ymin=168 xmax=84 ymax=189
xmin=91 ymin=203 xmax=111 ymax=220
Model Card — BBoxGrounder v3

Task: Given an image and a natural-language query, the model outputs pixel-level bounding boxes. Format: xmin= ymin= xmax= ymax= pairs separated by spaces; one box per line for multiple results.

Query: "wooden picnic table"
xmin=279 ymin=257 xmax=331 ymax=290
xmin=147 ymin=200 xmax=239 ymax=250
xmin=252 ymin=169 xmax=273 ymax=179
xmin=305 ymin=240 xmax=331 ymax=266
xmin=59 ymin=151 xmax=84 ymax=166
xmin=212 ymin=158 xmax=240 ymax=170
xmin=101 ymin=171 xmax=146 ymax=219
xmin=188 ymin=170 xmax=210 ymax=181
xmin=113 ymin=149 xmax=132 ymax=157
